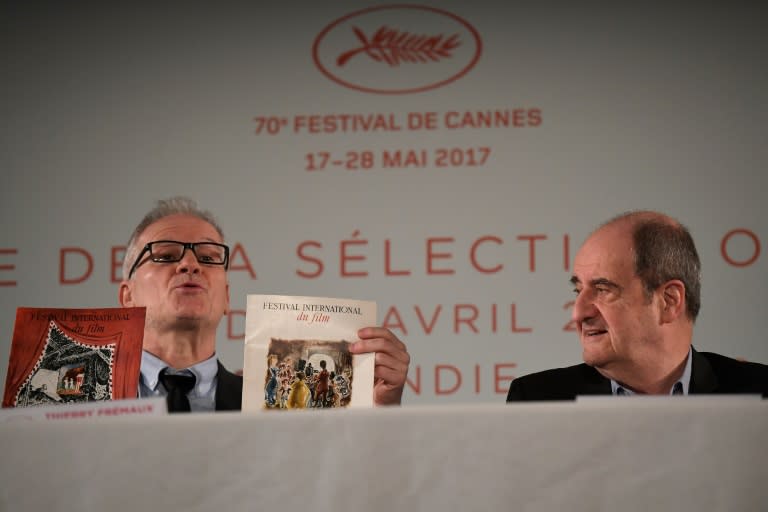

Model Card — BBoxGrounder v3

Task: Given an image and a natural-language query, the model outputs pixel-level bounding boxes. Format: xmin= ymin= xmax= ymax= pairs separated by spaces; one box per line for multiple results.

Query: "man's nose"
xmin=176 ymin=248 xmax=201 ymax=274
xmin=571 ymin=290 xmax=596 ymax=323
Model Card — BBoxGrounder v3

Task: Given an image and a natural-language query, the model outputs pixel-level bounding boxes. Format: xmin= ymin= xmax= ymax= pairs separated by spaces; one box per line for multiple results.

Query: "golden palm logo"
xmin=313 ymin=5 xmax=482 ymax=94
xmin=336 ymin=26 xmax=461 ymax=67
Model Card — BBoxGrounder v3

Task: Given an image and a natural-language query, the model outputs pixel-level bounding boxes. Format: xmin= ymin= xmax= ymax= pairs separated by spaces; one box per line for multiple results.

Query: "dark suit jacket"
xmin=215 ymin=361 xmax=243 ymax=411
xmin=506 ymin=349 xmax=768 ymax=401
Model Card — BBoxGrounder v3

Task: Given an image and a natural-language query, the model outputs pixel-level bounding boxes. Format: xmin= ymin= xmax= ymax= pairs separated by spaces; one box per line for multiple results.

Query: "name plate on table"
xmin=0 ymin=396 xmax=167 ymax=422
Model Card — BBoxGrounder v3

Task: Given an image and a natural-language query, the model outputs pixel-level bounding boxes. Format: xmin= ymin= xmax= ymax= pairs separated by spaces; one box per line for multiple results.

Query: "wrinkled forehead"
xmin=137 ymin=214 xmax=224 ymax=245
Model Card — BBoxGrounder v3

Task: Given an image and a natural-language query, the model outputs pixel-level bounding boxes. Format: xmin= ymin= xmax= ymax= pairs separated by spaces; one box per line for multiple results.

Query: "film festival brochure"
xmin=2 ymin=307 xmax=146 ymax=408
xmin=242 ymin=294 xmax=375 ymax=412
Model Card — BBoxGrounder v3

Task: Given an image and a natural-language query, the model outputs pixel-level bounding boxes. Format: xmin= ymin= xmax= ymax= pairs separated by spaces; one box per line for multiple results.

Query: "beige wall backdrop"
xmin=1 ymin=2 xmax=765 ymax=404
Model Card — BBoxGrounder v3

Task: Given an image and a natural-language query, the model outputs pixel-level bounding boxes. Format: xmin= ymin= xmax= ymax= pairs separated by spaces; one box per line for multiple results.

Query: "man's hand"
xmin=350 ymin=327 xmax=410 ymax=406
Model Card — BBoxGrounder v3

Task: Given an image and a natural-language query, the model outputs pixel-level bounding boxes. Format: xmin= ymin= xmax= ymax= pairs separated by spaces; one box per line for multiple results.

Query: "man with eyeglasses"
xmin=119 ymin=196 xmax=410 ymax=412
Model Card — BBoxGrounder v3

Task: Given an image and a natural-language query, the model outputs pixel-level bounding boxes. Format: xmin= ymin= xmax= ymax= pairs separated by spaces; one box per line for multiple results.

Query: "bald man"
xmin=507 ymin=211 xmax=768 ymax=400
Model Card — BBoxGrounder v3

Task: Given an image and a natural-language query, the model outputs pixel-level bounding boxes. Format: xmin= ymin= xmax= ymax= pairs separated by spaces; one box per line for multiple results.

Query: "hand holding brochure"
xmin=242 ymin=295 xmax=375 ymax=411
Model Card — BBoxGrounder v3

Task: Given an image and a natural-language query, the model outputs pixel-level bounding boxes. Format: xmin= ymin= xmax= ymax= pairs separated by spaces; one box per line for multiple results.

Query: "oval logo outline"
xmin=312 ymin=4 xmax=483 ymax=95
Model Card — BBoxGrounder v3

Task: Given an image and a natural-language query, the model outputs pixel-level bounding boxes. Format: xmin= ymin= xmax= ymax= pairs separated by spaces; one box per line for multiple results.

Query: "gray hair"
xmin=605 ymin=211 xmax=701 ymax=321
xmin=122 ymin=196 xmax=225 ymax=280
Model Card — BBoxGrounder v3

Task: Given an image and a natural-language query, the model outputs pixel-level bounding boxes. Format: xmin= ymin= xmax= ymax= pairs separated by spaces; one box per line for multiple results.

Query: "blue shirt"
xmin=611 ymin=348 xmax=693 ymax=396
xmin=139 ymin=350 xmax=218 ymax=412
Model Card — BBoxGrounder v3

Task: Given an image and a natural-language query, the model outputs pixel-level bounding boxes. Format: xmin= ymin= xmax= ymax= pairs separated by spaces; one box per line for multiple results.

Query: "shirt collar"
xmin=140 ymin=350 xmax=218 ymax=396
xmin=611 ymin=347 xmax=693 ymax=396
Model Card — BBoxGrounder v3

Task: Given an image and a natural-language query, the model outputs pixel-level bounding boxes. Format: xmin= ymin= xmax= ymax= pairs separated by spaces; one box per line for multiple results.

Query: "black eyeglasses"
xmin=127 ymin=240 xmax=230 ymax=278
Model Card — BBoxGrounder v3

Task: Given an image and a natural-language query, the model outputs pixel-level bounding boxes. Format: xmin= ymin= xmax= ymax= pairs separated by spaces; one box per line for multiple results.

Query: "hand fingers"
xmin=353 ymin=327 xmax=408 ymax=357
xmin=373 ymin=352 xmax=408 ymax=386
xmin=373 ymin=351 xmax=408 ymax=375
xmin=351 ymin=337 xmax=410 ymax=365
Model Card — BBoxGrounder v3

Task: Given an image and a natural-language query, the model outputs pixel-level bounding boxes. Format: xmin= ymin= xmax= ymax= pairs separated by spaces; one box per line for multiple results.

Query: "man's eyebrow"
xmin=569 ymin=276 xmax=621 ymax=290
xmin=590 ymin=278 xmax=620 ymax=290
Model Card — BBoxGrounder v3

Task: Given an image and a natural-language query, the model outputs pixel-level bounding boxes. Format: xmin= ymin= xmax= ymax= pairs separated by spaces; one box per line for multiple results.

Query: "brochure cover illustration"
xmin=242 ymin=295 xmax=375 ymax=411
xmin=2 ymin=307 xmax=146 ymax=408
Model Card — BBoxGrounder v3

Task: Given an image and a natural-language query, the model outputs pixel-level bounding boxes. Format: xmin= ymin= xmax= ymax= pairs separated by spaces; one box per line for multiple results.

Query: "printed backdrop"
xmin=1 ymin=2 xmax=765 ymax=404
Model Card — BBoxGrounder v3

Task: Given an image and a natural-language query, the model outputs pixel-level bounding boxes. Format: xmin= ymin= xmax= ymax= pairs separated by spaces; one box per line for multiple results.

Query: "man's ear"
xmin=659 ymin=280 xmax=685 ymax=323
xmin=119 ymin=281 xmax=134 ymax=307
xmin=224 ymin=282 xmax=230 ymax=315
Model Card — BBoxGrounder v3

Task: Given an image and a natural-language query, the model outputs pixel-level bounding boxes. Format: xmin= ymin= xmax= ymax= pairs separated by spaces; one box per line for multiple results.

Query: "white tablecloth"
xmin=2 ymin=398 xmax=766 ymax=511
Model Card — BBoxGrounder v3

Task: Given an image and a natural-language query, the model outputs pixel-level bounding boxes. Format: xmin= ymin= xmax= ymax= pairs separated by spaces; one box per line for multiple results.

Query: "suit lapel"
xmin=214 ymin=361 xmax=243 ymax=411
xmin=577 ymin=364 xmax=613 ymax=396
xmin=689 ymin=348 xmax=717 ymax=394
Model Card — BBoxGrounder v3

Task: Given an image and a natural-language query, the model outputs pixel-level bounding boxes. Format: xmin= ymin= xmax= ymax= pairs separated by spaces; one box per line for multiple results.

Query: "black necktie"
xmin=159 ymin=368 xmax=196 ymax=413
